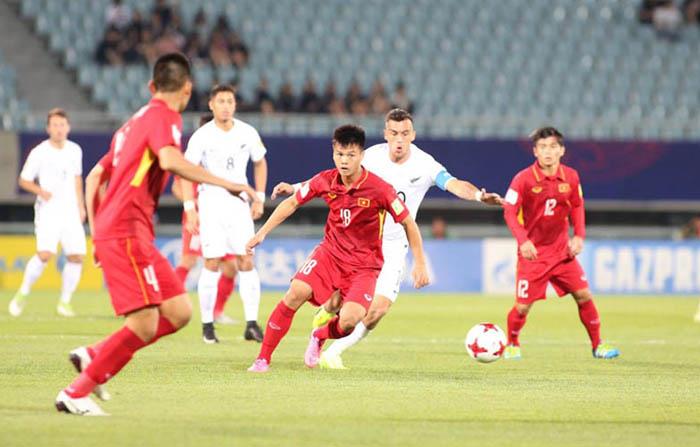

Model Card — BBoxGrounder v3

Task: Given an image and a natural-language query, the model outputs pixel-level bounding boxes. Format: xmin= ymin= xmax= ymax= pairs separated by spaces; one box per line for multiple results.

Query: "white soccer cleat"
xmin=55 ymin=390 xmax=109 ymax=416
xmin=56 ymin=302 xmax=76 ymax=317
xmin=319 ymin=351 xmax=347 ymax=370
xmin=214 ymin=314 xmax=239 ymax=325
xmin=8 ymin=292 xmax=27 ymax=317
xmin=69 ymin=347 xmax=111 ymax=401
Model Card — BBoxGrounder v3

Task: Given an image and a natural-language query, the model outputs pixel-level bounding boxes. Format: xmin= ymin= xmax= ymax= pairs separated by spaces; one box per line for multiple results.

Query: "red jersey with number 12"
xmin=503 ymin=162 xmax=585 ymax=261
xmin=295 ymin=168 xmax=410 ymax=271
xmin=94 ymin=98 xmax=183 ymax=241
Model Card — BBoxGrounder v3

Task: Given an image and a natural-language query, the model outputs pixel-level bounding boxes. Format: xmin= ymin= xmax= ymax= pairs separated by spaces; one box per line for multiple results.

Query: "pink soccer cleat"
xmin=304 ymin=333 xmax=324 ymax=368
xmin=247 ymin=358 xmax=270 ymax=373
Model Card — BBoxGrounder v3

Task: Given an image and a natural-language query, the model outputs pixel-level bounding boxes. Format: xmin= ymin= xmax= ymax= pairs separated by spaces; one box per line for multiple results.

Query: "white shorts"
xmin=35 ymin=217 xmax=86 ymax=255
xmin=375 ymin=238 xmax=409 ymax=302
xmin=198 ymin=193 xmax=254 ymax=259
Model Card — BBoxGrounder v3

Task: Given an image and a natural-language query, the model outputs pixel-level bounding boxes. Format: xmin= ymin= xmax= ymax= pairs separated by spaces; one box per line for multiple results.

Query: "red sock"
xmin=313 ymin=316 xmax=348 ymax=341
xmin=175 ymin=266 xmax=189 ymax=284
xmin=87 ymin=316 xmax=177 ymax=358
xmin=507 ymin=307 xmax=527 ymax=346
xmin=577 ymin=299 xmax=601 ymax=349
xmin=66 ymin=326 xmax=146 ymax=397
xmin=258 ymin=300 xmax=296 ymax=363
xmin=214 ymin=275 xmax=235 ymax=318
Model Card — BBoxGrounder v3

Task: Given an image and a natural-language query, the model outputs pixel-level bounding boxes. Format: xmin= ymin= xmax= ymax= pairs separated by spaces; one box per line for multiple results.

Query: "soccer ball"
xmin=465 ymin=323 xmax=507 ymax=363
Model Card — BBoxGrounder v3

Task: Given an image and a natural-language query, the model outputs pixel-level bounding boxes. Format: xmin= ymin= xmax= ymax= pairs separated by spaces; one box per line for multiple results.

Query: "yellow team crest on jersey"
xmin=531 ymin=186 xmax=543 ymax=194
xmin=327 ymin=192 xmax=337 ymax=200
xmin=357 ymin=197 xmax=370 ymax=207
xmin=558 ymin=183 xmax=571 ymax=193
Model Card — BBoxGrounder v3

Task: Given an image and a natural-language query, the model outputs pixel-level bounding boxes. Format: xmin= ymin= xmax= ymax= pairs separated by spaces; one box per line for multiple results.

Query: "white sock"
xmin=238 ymin=269 xmax=261 ymax=322
xmin=197 ymin=268 xmax=220 ymax=324
xmin=60 ymin=261 xmax=83 ymax=303
xmin=325 ymin=321 xmax=370 ymax=356
xmin=19 ymin=255 xmax=47 ymax=295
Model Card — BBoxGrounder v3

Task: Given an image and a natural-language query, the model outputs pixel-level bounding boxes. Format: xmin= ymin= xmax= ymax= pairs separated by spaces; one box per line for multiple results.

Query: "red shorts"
xmin=293 ymin=244 xmax=379 ymax=310
xmin=96 ymin=237 xmax=186 ymax=316
xmin=515 ymin=256 xmax=588 ymax=304
xmin=181 ymin=227 xmax=202 ymax=257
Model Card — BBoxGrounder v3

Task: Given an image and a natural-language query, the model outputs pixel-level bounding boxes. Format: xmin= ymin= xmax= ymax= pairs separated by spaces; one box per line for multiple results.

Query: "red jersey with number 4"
xmin=94 ymin=98 xmax=183 ymax=241
xmin=503 ymin=162 xmax=585 ymax=261
xmin=295 ymin=168 xmax=410 ymax=271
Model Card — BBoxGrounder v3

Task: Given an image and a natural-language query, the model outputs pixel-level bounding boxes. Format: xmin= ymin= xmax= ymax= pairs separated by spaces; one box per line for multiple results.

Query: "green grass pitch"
xmin=1 ymin=290 xmax=699 ymax=446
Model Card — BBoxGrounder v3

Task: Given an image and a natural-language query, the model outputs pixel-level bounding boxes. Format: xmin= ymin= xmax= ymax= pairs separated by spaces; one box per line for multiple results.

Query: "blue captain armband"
xmin=435 ymin=170 xmax=455 ymax=191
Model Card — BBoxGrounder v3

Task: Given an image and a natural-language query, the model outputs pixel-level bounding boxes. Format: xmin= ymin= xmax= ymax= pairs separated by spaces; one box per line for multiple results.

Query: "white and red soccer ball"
xmin=465 ymin=323 xmax=507 ymax=363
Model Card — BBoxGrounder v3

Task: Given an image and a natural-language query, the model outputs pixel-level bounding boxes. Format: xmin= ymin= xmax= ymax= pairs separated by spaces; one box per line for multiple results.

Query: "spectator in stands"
xmin=183 ymin=32 xmax=208 ymax=63
xmin=431 ymin=216 xmax=447 ymax=239
xmin=391 ymin=82 xmax=414 ymax=113
xmin=106 ymin=0 xmax=131 ymax=30
xmin=683 ymin=0 xmax=700 ymax=22
xmin=276 ymin=82 xmax=297 ymax=112
xmin=95 ymin=26 xmax=123 ymax=65
xmin=128 ymin=9 xmax=145 ymax=37
xmin=299 ymin=79 xmax=322 ymax=113
xmin=652 ymin=1 xmax=683 ymax=39
xmin=229 ymin=32 xmax=250 ymax=68
xmin=639 ymin=0 xmax=666 ymax=24
xmin=369 ymin=79 xmax=391 ymax=114
xmin=321 ymin=80 xmax=345 ymax=115
xmin=153 ymin=0 xmax=174 ymax=29
xmin=191 ymin=8 xmax=208 ymax=37
xmin=254 ymin=77 xmax=275 ymax=113
xmin=208 ymin=29 xmax=231 ymax=66
xmin=681 ymin=216 xmax=700 ymax=239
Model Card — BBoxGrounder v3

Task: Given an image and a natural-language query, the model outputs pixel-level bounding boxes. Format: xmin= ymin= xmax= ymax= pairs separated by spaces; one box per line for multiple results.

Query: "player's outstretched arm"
xmin=75 ymin=175 xmax=87 ymax=223
xmin=178 ymin=177 xmax=198 ymax=234
xmin=246 ymin=195 xmax=300 ymax=254
xmin=445 ymin=179 xmax=503 ymax=205
xmin=399 ymin=215 xmax=430 ymax=289
xmin=158 ymin=146 xmax=260 ymax=203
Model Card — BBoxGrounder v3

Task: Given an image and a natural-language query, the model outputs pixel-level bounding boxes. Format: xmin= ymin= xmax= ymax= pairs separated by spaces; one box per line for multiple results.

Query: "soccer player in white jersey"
xmin=181 ymin=84 xmax=267 ymax=344
xmin=273 ymin=108 xmax=502 ymax=368
xmin=9 ymin=108 xmax=87 ymax=317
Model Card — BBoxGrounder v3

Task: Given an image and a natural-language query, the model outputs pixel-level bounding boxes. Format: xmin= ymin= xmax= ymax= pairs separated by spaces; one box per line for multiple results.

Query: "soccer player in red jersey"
xmin=55 ymin=53 xmax=260 ymax=415
xmin=247 ymin=124 xmax=430 ymax=372
xmin=502 ymin=127 xmax=619 ymax=360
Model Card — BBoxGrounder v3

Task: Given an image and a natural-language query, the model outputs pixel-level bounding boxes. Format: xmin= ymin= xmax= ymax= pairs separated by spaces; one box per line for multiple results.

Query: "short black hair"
xmin=209 ymin=84 xmax=236 ymax=99
xmin=332 ymin=124 xmax=365 ymax=149
xmin=530 ymin=126 xmax=564 ymax=145
xmin=152 ymin=52 xmax=191 ymax=93
xmin=199 ymin=113 xmax=213 ymax=127
xmin=385 ymin=108 xmax=413 ymax=123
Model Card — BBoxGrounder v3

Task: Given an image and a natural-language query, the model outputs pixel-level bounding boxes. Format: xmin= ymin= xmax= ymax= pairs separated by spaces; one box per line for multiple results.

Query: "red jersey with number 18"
xmin=295 ymin=168 xmax=410 ymax=271
xmin=94 ymin=98 xmax=183 ymax=241
xmin=503 ymin=162 xmax=585 ymax=262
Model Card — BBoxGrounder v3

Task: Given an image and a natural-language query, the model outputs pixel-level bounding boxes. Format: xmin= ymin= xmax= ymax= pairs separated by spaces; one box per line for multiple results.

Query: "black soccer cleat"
xmin=202 ymin=322 xmax=219 ymax=344
xmin=244 ymin=321 xmax=264 ymax=342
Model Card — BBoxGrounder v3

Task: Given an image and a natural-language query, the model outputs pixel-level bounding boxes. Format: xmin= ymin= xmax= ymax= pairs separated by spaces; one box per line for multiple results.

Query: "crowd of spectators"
xmin=96 ymin=0 xmax=248 ymax=68
xmin=95 ymin=0 xmax=415 ymax=115
xmin=639 ymin=0 xmax=700 ymax=40
xmin=187 ymin=77 xmax=414 ymax=116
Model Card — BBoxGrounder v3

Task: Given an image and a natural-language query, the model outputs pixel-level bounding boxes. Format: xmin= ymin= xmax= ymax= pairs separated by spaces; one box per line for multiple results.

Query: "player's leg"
xmin=248 ymin=279 xmax=314 ymax=372
xmin=214 ymin=256 xmax=236 ymax=324
xmin=56 ymin=224 xmax=87 ymax=317
xmin=322 ymin=295 xmax=392 ymax=368
xmin=175 ymin=253 xmax=198 ymax=284
xmin=199 ymin=257 xmax=222 ymax=343
xmin=236 ymin=253 xmax=264 ymax=341
xmin=10 ymin=222 xmax=56 ymax=316
xmin=550 ymin=258 xmax=619 ymax=358
xmin=505 ymin=263 xmax=547 ymax=359
xmin=312 ymin=290 xmax=341 ymax=329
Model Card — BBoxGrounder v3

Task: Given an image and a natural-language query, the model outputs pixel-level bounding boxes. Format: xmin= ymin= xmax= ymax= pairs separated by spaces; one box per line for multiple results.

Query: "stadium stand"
xmin=0 ymin=51 xmax=31 ymax=130
xmin=13 ymin=0 xmax=700 ymax=139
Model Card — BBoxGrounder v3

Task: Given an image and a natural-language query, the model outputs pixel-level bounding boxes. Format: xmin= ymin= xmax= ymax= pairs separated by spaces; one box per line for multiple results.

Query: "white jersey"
xmin=184 ymin=118 xmax=266 ymax=202
xmin=20 ymin=139 xmax=83 ymax=221
xmin=362 ymin=143 xmax=451 ymax=242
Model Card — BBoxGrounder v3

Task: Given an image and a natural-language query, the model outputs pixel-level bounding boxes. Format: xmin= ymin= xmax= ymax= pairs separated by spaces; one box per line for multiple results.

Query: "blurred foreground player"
xmin=247 ymin=124 xmax=430 ymax=373
xmin=502 ymin=126 xmax=619 ymax=360
xmin=55 ymin=53 xmax=259 ymax=416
